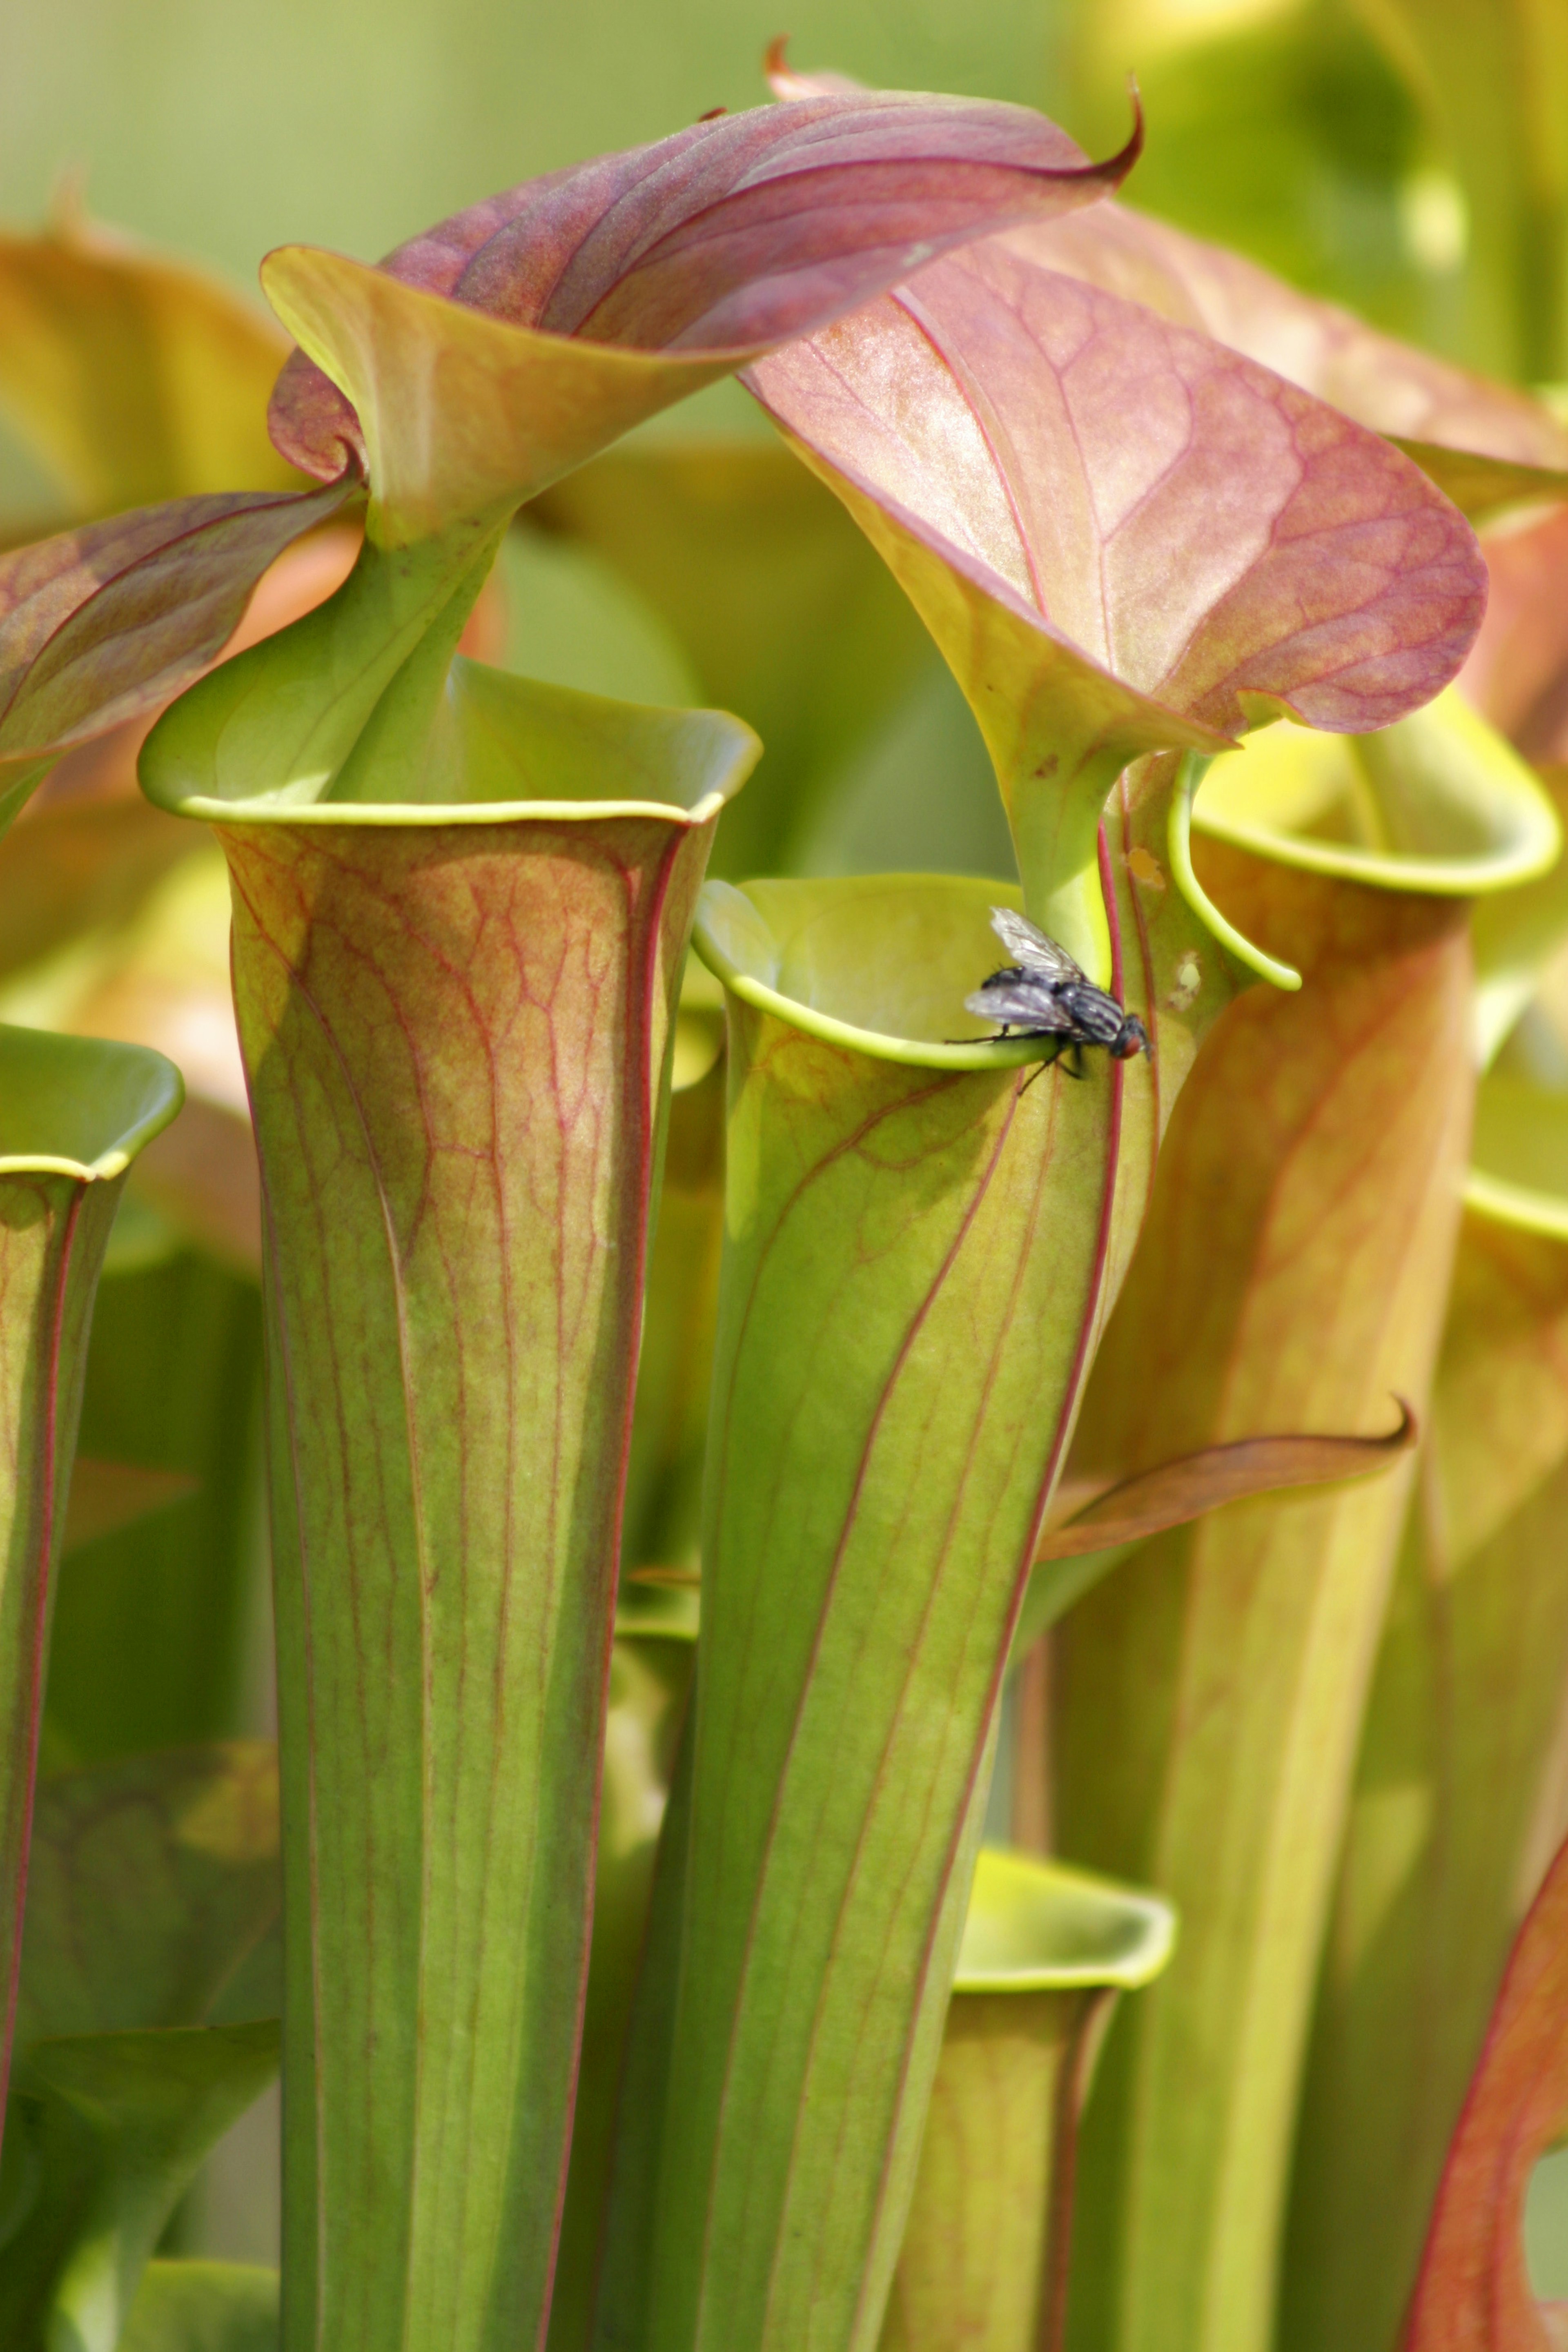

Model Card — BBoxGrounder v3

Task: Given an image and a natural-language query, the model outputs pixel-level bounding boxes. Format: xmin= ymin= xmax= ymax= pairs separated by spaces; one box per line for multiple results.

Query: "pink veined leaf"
xmin=268 ymin=87 xmax=1142 ymax=484
xmin=1009 ymin=205 xmax=1568 ymax=473
xmin=746 ymin=246 xmax=1485 ymax=741
xmin=744 ymin=201 xmax=1484 ymax=978
xmin=768 ymin=53 xmax=1568 ymax=497
xmin=1405 ymin=1827 xmax=1568 ymax=2351
xmin=0 ymin=479 xmax=353 ymax=777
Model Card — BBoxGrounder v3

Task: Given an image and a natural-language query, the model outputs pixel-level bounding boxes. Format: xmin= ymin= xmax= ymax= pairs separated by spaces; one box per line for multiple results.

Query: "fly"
xmin=965 ymin=906 xmax=1152 ymax=1078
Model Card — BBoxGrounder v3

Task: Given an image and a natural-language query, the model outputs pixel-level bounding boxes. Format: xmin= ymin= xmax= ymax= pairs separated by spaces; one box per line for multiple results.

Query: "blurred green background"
xmin=1 ymin=0 xmax=1070 ymax=287
xmin=0 ymin=0 xmax=1510 ymax=390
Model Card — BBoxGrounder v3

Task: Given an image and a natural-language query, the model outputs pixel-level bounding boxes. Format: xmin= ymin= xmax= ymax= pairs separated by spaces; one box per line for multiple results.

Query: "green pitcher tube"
xmin=141 ymin=651 xmax=755 ymax=2352
xmin=646 ymin=868 xmax=1188 ymax=2352
xmin=0 ymin=1027 xmax=182 ymax=2124
xmin=1282 ymin=1059 xmax=1568 ymax=2352
xmin=1053 ymin=699 xmax=1558 ymax=2352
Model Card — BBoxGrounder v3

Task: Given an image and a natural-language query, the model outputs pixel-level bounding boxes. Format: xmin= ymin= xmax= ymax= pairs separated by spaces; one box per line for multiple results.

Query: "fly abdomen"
xmin=1063 ymin=984 xmax=1131 ymax=1046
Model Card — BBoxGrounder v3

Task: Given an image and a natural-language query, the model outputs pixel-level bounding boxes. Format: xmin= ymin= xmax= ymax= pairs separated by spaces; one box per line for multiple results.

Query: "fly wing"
xmin=989 ymin=906 xmax=1085 ymax=982
xmin=965 ymin=976 xmax=1076 ymax=1034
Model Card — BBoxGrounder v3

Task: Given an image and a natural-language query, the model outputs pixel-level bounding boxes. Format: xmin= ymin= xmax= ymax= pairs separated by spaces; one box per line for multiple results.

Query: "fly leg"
xmin=1018 ymin=1039 xmax=1067 ymax=1095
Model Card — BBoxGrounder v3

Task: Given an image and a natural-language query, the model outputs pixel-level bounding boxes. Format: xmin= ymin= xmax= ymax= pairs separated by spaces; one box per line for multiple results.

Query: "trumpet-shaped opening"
xmin=694 ymin=873 xmax=1087 ymax=1070
xmin=0 ymin=1026 xmax=183 ymax=1180
xmin=141 ymin=645 xmax=758 ymax=829
xmin=955 ymin=1848 xmax=1176 ymax=1994
xmin=1194 ymin=690 xmax=1560 ymax=895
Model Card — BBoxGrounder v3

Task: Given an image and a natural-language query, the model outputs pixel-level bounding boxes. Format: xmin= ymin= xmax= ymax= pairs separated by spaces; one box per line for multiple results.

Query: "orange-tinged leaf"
xmin=1283 ymin=1178 xmax=1568 ymax=2352
xmin=1407 ymin=1830 xmax=1568 ymax=2352
xmin=0 ymin=209 xmax=298 ymax=509
xmin=35 ymin=848 xmax=260 ymax=1269
xmin=1443 ymin=507 xmax=1568 ymax=1046
xmin=0 ymin=790 xmax=189 ymax=981
xmin=1037 ymin=1405 xmax=1414 ymax=1560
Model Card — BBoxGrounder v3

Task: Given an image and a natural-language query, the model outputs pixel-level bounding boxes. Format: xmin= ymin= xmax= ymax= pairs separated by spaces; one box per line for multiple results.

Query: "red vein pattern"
xmin=1012 ymin=200 xmax=1568 ymax=470
xmin=221 ymin=804 xmax=715 ymax=2352
xmin=748 ymin=250 xmax=1484 ymax=751
xmin=767 ymin=60 xmax=1568 ymax=471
